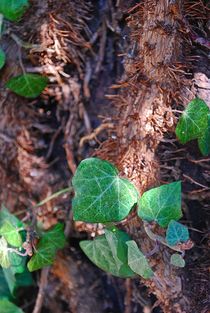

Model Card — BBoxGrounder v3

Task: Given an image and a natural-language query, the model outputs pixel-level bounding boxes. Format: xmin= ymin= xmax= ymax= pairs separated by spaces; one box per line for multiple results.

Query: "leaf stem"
xmin=8 ymin=248 xmax=28 ymax=257
xmin=35 ymin=186 xmax=73 ymax=207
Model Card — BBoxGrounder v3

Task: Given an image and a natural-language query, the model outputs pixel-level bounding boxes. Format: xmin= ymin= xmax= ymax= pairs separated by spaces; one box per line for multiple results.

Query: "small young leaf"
xmin=6 ymin=74 xmax=48 ymax=98
xmin=170 ymin=253 xmax=185 ymax=268
xmin=0 ymin=0 xmax=29 ymax=22
xmin=137 ymin=182 xmax=182 ymax=228
xmin=80 ymin=228 xmax=135 ymax=278
xmin=126 ymin=240 xmax=153 ymax=279
xmin=0 ymin=299 xmax=24 ymax=313
xmin=198 ymin=114 xmax=210 ymax=156
xmin=0 ymin=237 xmax=10 ymax=268
xmin=0 ymin=221 xmax=22 ymax=247
xmin=166 ymin=220 xmax=189 ymax=246
xmin=0 ymin=48 xmax=6 ymax=69
xmin=72 ymin=158 xmax=138 ymax=223
xmin=175 ymin=98 xmax=209 ymax=144
xmin=27 ymin=223 xmax=66 ymax=272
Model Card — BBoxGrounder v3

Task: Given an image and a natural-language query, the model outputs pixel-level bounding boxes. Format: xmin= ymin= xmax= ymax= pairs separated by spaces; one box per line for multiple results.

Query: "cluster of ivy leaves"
xmin=0 ymin=206 xmax=66 ymax=312
xmin=72 ymin=157 xmax=190 ymax=278
xmin=176 ymin=98 xmax=210 ymax=156
xmin=0 ymin=0 xmax=48 ymax=99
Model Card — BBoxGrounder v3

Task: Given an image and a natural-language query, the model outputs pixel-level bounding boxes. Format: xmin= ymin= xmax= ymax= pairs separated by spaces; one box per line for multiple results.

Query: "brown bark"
xmin=96 ymin=1 xmax=201 ymax=312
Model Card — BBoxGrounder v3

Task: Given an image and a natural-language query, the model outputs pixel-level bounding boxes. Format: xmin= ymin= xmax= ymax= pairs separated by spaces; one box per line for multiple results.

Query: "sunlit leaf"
xmin=0 ymin=299 xmax=24 ymax=313
xmin=126 ymin=240 xmax=153 ymax=279
xmin=0 ymin=221 xmax=22 ymax=247
xmin=0 ymin=48 xmax=6 ymax=69
xmin=0 ymin=237 xmax=10 ymax=268
xmin=80 ymin=228 xmax=135 ymax=278
xmin=27 ymin=223 xmax=66 ymax=272
xmin=198 ymin=114 xmax=210 ymax=156
xmin=175 ymin=98 xmax=209 ymax=144
xmin=166 ymin=220 xmax=189 ymax=246
xmin=170 ymin=253 xmax=185 ymax=267
xmin=0 ymin=0 xmax=29 ymax=22
xmin=72 ymin=158 xmax=138 ymax=223
xmin=0 ymin=206 xmax=23 ymax=229
xmin=137 ymin=182 xmax=182 ymax=228
xmin=6 ymin=74 xmax=48 ymax=98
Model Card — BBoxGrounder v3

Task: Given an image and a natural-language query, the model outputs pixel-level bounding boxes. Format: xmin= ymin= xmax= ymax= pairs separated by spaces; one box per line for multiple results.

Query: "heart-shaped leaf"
xmin=175 ymin=98 xmax=209 ymax=144
xmin=0 ymin=237 xmax=10 ymax=268
xmin=0 ymin=299 xmax=24 ymax=313
xmin=137 ymin=181 xmax=182 ymax=228
xmin=6 ymin=74 xmax=48 ymax=98
xmin=198 ymin=114 xmax=210 ymax=156
xmin=27 ymin=223 xmax=66 ymax=272
xmin=126 ymin=240 xmax=153 ymax=279
xmin=0 ymin=0 xmax=29 ymax=22
xmin=0 ymin=48 xmax=6 ymax=69
xmin=80 ymin=228 xmax=135 ymax=278
xmin=0 ymin=221 xmax=22 ymax=247
xmin=166 ymin=220 xmax=189 ymax=246
xmin=170 ymin=253 xmax=185 ymax=268
xmin=72 ymin=158 xmax=138 ymax=223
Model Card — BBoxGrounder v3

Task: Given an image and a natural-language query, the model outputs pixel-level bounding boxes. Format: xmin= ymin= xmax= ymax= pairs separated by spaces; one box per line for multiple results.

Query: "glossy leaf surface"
xmin=73 ymin=158 xmax=138 ymax=223
xmin=138 ymin=182 xmax=182 ymax=228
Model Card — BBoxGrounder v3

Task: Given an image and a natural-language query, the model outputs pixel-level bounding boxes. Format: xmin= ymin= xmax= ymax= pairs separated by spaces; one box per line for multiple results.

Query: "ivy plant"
xmin=0 ymin=0 xmax=30 ymax=22
xmin=176 ymin=98 xmax=210 ymax=156
xmin=0 ymin=3 xmax=48 ymax=99
xmin=6 ymin=74 xmax=48 ymax=98
xmin=0 ymin=207 xmax=66 ymax=273
xmin=72 ymin=158 xmax=138 ymax=223
xmin=72 ymin=157 xmax=193 ymax=279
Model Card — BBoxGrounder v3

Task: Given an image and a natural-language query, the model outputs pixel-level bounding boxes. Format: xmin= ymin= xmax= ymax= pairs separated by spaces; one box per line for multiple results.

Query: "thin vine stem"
xmin=35 ymin=186 xmax=73 ymax=208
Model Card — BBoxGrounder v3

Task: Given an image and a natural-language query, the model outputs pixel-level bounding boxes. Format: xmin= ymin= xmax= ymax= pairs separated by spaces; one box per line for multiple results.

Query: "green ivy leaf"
xmin=3 ymin=254 xmax=31 ymax=295
xmin=170 ymin=253 xmax=185 ymax=268
xmin=80 ymin=228 xmax=135 ymax=278
xmin=198 ymin=114 xmax=210 ymax=156
xmin=0 ymin=237 xmax=10 ymax=268
xmin=0 ymin=299 xmax=24 ymax=313
xmin=0 ymin=221 xmax=22 ymax=247
xmin=0 ymin=0 xmax=29 ymax=22
xmin=72 ymin=158 xmax=138 ymax=223
xmin=166 ymin=220 xmax=189 ymax=246
xmin=175 ymin=98 xmax=209 ymax=144
xmin=6 ymin=74 xmax=48 ymax=98
xmin=0 ymin=48 xmax=6 ymax=69
xmin=126 ymin=240 xmax=153 ymax=279
xmin=0 ymin=206 xmax=23 ymax=229
xmin=137 ymin=182 xmax=182 ymax=228
xmin=27 ymin=223 xmax=66 ymax=272
xmin=0 ymin=269 xmax=11 ymax=298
